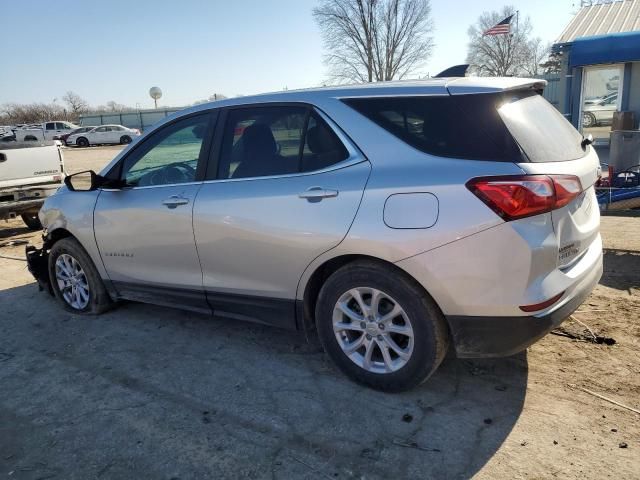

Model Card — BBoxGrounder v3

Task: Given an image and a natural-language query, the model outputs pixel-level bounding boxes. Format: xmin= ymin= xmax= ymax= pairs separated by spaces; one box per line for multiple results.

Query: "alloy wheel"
xmin=55 ymin=253 xmax=90 ymax=310
xmin=332 ymin=287 xmax=414 ymax=374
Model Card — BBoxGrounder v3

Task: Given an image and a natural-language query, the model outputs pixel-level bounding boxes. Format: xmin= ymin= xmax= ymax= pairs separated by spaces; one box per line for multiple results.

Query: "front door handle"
xmin=298 ymin=187 xmax=339 ymax=202
xmin=162 ymin=195 xmax=189 ymax=209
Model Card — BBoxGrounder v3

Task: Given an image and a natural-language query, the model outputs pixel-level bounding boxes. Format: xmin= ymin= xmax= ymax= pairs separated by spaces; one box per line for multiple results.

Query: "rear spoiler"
xmin=445 ymin=77 xmax=548 ymax=95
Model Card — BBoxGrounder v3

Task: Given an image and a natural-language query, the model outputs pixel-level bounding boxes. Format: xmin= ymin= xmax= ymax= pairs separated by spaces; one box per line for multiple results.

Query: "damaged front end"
xmin=26 ymin=242 xmax=53 ymax=294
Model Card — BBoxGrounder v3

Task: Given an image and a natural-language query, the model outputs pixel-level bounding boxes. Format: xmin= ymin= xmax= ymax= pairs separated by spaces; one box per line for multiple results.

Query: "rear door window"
xmin=217 ymin=106 xmax=350 ymax=179
xmin=301 ymin=114 xmax=349 ymax=172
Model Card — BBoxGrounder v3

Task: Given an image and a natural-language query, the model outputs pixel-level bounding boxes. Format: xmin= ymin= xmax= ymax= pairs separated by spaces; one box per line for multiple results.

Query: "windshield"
xmin=498 ymin=91 xmax=586 ymax=163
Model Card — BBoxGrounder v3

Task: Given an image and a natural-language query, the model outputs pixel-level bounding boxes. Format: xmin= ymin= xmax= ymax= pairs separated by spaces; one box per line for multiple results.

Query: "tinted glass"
xmin=343 ymin=95 xmax=524 ymax=162
xmin=45 ymin=123 xmax=55 ymax=130
xmin=301 ymin=113 xmax=349 ymax=172
xmin=218 ymin=107 xmax=350 ymax=179
xmin=218 ymin=106 xmax=306 ymax=179
xmin=95 ymin=127 xmax=107 ymax=132
xmin=122 ymin=115 xmax=209 ymax=187
xmin=498 ymin=92 xmax=586 ymax=162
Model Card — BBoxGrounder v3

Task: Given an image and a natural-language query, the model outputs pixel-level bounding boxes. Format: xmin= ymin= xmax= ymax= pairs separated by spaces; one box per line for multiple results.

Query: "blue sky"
xmin=2 ymin=0 xmax=576 ymax=108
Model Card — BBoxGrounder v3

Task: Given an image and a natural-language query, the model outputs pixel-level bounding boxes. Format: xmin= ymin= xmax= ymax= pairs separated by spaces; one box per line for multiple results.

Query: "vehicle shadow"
xmin=0 ymin=223 xmax=36 ymax=240
xmin=0 ymin=282 xmax=528 ymax=480
xmin=600 ymin=248 xmax=640 ymax=291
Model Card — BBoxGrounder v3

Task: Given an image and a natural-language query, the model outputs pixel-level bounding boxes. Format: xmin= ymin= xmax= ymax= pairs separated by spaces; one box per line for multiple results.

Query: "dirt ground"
xmin=0 ymin=146 xmax=638 ymax=479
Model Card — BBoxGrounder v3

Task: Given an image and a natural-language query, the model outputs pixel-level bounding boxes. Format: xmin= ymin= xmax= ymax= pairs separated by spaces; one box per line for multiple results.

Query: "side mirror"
xmin=64 ymin=170 xmax=103 ymax=191
xmin=581 ymin=133 xmax=594 ymax=148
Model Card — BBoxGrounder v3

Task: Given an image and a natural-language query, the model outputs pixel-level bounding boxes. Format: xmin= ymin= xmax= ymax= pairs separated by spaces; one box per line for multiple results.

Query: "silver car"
xmin=27 ymin=78 xmax=603 ymax=391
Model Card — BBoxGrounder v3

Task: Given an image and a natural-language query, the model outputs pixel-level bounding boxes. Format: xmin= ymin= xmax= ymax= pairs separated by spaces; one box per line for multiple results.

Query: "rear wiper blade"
xmin=581 ymin=133 xmax=594 ymax=148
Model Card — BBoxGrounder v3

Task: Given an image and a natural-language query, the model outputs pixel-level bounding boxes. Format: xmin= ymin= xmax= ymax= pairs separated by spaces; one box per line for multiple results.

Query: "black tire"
xmin=583 ymin=112 xmax=596 ymax=128
xmin=24 ymin=135 xmax=38 ymax=141
xmin=120 ymin=135 xmax=132 ymax=145
xmin=21 ymin=213 xmax=42 ymax=230
xmin=316 ymin=260 xmax=449 ymax=392
xmin=48 ymin=237 xmax=113 ymax=314
xmin=76 ymin=137 xmax=89 ymax=148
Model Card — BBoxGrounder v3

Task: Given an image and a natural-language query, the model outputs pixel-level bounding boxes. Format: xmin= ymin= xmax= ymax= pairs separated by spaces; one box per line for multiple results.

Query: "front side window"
xmin=218 ymin=106 xmax=349 ymax=179
xmin=95 ymin=127 xmax=107 ymax=133
xmin=121 ymin=114 xmax=210 ymax=187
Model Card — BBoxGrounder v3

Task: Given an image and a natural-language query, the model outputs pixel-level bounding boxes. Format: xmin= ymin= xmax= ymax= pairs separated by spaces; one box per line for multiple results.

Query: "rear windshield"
xmin=498 ymin=92 xmax=586 ymax=162
xmin=343 ymin=92 xmax=586 ymax=163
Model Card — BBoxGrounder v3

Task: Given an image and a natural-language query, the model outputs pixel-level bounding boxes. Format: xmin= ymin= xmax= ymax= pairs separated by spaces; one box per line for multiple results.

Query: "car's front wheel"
xmin=48 ymin=238 xmax=112 ymax=314
xmin=316 ymin=260 xmax=449 ymax=392
xmin=76 ymin=137 xmax=89 ymax=148
xmin=583 ymin=112 xmax=596 ymax=128
xmin=120 ymin=135 xmax=132 ymax=145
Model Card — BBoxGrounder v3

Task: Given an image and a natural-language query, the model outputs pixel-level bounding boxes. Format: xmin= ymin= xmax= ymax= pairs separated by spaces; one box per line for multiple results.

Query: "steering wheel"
xmin=163 ymin=164 xmax=195 ymax=184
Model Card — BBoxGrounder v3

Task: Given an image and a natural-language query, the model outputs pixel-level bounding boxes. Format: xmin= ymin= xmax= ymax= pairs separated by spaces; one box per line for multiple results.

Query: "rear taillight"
xmin=466 ymin=175 xmax=582 ymax=221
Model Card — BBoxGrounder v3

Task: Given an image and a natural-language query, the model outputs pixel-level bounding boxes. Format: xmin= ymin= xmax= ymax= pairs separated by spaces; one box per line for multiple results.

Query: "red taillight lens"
xmin=553 ymin=175 xmax=582 ymax=208
xmin=466 ymin=175 xmax=582 ymax=221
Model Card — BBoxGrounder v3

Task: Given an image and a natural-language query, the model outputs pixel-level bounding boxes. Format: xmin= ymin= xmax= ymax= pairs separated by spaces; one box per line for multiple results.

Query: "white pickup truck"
xmin=0 ymin=141 xmax=65 ymax=229
xmin=14 ymin=121 xmax=79 ymax=142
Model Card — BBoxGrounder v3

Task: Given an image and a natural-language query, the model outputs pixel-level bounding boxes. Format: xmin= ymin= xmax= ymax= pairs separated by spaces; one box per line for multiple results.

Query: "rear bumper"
xmin=447 ymin=252 xmax=603 ymax=358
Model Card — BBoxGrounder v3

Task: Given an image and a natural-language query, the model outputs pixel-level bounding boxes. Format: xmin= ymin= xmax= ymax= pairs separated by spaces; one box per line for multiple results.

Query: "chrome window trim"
xmin=200 ymin=157 xmax=368 ymax=185
xmin=100 ymin=180 xmax=203 ymax=192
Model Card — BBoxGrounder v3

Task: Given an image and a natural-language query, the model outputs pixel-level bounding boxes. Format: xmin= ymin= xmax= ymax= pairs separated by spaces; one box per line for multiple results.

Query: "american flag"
xmin=483 ymin=15 xmax=514 ymax=36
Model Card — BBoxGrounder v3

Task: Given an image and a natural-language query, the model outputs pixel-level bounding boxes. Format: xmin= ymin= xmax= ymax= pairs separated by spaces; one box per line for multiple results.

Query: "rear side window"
xmin=343 ymin=95 xmax=523 ymax=162
xmin=344 ymin=93 xmax=587 ymax=163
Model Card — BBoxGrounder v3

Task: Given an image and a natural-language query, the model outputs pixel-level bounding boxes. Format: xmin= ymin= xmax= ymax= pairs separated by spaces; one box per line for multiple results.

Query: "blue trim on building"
xmin=569 ymin=32 xmax=640 ymax=68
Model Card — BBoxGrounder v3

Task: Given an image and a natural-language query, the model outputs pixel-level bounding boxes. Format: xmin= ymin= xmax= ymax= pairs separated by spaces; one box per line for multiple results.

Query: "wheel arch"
xmin=299 ymin=253 xmax=445 ymax=334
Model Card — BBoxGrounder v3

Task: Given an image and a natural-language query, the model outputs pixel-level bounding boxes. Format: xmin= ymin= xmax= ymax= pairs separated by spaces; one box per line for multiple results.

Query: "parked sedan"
xmin=66 ymin=125 xmax=141 ymax=147
xmin=58 ymin=126 xmax=96 ymax=145
xmin=582 ymin=93 xmax=617 ymax=127
xmin=28 ymin=78 xmax=602 ymax=392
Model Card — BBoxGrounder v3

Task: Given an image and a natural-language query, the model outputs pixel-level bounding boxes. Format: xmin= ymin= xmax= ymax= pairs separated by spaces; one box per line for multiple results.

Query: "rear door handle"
xmin=298 ymin=187 xmax=339 ymax=202
xmin=162 ymin=195 xmax=189 ymax=209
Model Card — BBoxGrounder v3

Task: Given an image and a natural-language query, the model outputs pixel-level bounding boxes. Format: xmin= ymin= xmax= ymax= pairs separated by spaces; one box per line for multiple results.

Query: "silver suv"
xmin=27 ymin=78 xmax=603 ymax=391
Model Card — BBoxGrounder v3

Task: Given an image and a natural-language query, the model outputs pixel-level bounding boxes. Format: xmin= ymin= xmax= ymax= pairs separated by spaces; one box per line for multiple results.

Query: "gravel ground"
xmin=0 ymin=146 xmax=638 ymax=479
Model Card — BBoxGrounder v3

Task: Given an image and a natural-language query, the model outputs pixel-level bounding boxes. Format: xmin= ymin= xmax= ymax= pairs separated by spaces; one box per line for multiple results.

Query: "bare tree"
xmin=313 ymin=0 xmax=434 ymax=83
xmin=62 ymin=91 xmax=89 ymax=116
xmin=521 ymin=38 xmax=551 ymax=76
xmin=466 ymin=6 xmax=536 ymax=77
xmin=0 ymin=102 xmax=72 ymax=124
xmin=91 ymin=101 xmax=132 ymax=113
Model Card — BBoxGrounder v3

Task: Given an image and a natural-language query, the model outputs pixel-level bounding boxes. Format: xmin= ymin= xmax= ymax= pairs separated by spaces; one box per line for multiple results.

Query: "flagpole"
xmin=516 ymin=10 xmax=519 ymax=36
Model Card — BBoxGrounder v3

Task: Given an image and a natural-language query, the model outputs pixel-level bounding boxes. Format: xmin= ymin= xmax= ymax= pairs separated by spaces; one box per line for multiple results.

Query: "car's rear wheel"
xmin=120 ymin=135 xmax=132 ymax=145
xmin=48 ymin=238 xmax=112 ymax=314
xmin=21 ymin=213 xmax=42 ymax=230
xmin=582 ymin=112 xmax=596 ymax=128
xmin=316 ymin=260 xmax=449 ymax=392
xmin=76 ymin=137 xmax=89 ymax=148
